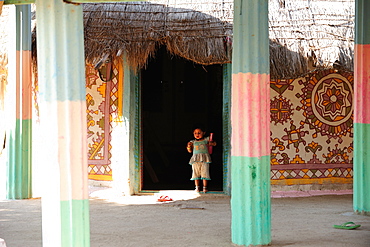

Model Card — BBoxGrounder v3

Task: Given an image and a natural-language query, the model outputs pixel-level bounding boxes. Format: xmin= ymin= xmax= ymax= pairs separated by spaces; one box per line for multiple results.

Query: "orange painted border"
xmin=117 ymin=58 xmax=124 ymax=118
xmin=271 ymin=177 xmax=352 ymax=186
xmin=88 ymin=174 xmax=113 ymax=181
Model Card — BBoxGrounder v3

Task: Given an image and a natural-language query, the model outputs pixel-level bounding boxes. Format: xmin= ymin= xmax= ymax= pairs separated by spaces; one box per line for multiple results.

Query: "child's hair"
xmin=192 ymin=123 xmax=206 ymax=133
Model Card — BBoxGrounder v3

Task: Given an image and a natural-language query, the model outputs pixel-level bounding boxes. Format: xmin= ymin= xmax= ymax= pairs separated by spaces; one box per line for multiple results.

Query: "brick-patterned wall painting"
xmin=86 ymin=61 xmax=119 ymax=181
xmin=270 ymin=69 xmax=353 ymax=185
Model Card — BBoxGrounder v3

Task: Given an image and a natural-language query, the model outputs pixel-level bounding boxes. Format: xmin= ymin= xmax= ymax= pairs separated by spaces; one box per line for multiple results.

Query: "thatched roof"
xmin=269 ymin=0 xmax=354 ymax=78
xmin=31 ymin=0 xmax=354 ymax=79
xmin=83 ymin=2 xmax=232 ymax=69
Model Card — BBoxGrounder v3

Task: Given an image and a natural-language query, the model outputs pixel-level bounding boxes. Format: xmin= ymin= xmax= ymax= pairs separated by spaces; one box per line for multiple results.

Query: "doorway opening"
xmin=141 ymin=46 xmax=224 ymax=191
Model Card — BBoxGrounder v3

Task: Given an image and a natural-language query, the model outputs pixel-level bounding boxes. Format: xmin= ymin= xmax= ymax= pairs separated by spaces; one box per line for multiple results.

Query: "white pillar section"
xmin=35 ymin=0 xmax=90 ymax=246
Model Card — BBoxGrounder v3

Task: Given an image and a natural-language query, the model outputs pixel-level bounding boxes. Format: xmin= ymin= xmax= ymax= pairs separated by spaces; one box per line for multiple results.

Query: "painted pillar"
xmin=354 ymin=0 xmax=370 ymax=215
xmin=35 ymin=0 xmax=90 ymax=246
xmin=231 ymin=0 xmax=271 ymax=246
xmin=6 ymin=5 xmax=32 ymax=199
xmin=112 ymin=56 xmax=140 ymax=195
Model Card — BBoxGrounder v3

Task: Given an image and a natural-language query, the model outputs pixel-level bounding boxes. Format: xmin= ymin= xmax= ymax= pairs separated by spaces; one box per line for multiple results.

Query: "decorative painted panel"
xmin=85 ymin=65 xmax=353 ymax=186
xmin=270 ymin=69 xmax=353 ymax=185
xmin=86 ymin=61 xmax=119 ymax=181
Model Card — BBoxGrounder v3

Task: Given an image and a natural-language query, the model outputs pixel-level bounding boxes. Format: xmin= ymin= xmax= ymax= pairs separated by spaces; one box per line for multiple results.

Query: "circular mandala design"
xmin=300 ymin=71 xmax=353 ymax=141
xmin=311 ymin=74 xmax=353 ymax=127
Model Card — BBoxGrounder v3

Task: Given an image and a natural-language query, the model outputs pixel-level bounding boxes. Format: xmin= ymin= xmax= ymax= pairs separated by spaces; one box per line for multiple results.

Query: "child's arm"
xmin=207 ymin=134 xmax=215 ymax=154
xmin=186 ymin=142 xmax=193 ymax=153
xmin=208 ymin=134 xmax=216 ymax=146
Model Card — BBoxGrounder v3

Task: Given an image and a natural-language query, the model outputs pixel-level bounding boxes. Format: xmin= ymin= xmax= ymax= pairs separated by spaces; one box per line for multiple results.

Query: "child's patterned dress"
xmin=189 ymin=137 xmax=211 ymax=180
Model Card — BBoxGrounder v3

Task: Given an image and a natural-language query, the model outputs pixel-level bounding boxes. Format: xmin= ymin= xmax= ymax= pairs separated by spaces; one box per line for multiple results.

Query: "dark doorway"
xmin=141 ymin=46 xmax=223 ymax=191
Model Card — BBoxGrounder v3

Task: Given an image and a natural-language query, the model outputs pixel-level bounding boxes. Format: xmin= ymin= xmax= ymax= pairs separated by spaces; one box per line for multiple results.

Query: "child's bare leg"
xmin=203 ymin=180 xmax=208 ymax=193
xmin=195 ymin=180 xmax=200 ymax=192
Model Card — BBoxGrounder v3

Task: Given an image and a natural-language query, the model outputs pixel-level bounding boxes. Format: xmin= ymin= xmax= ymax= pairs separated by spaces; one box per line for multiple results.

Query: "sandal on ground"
xmin=203 ymin=187 xmax=208 ymax=193
xmin=333 ymin=222 xmax=361 ymax=230
xmin=157 ymin=195 xmax=173 ymax=202
xmin=195 ymin=186 xmax=200 ymax=193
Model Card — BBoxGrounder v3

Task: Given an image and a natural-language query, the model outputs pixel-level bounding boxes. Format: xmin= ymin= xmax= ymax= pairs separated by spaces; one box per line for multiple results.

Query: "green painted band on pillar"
xmin=6 ymin=118 xmax=32 ymax=199
xmin=353 ymin=123 xmax=370 ymax=213
xmin=355 ymin=0 xmax=370 ymax=45
xmin=61 ymin=199 xmax=90 ymax=247
xmin=16 ymin=5 xmax=32 ymax=51
xmin=231 ymin=155 xmax=271 ymax=246
xmin=232 ymin=0 xmax=269 ymax=74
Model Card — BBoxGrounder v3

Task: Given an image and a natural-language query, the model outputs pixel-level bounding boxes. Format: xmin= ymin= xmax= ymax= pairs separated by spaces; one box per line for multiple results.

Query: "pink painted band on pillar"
xmin=16 ymin=51 xmax=20 ymax=119
xmin=59 ymin=101 xmax=88 ymax=201
xmin=22 ymin=50 xmax=32 ymax=120
xmin=231 ymin=72 xmax=270 ymax=157
xmin=354 ymin=44 xmax=370 ymax=124
xmin=15 ymin=50 xmax=32 ymax=120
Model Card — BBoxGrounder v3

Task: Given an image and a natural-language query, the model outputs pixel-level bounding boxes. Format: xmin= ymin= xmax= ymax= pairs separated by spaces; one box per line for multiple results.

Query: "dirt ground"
xmin=1 ymin=189 xmax=370 ymax=247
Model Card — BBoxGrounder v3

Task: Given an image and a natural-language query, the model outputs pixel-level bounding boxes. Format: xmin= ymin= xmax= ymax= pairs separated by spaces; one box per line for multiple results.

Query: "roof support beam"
xmin=230 ymin=0 xmax=271 ymax=246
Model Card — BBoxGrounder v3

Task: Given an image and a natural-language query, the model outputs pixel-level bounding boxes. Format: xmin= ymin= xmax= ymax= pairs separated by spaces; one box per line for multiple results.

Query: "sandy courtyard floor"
xmin=0 ymin=189 xmax=370 ymax=247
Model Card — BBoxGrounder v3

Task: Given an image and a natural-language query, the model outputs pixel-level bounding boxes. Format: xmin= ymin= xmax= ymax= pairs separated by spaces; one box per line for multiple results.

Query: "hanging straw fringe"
xmin=82 ymin=2 xmax=232 ymax=70
xmin=31 ymin=0 xmax=354 ymax=79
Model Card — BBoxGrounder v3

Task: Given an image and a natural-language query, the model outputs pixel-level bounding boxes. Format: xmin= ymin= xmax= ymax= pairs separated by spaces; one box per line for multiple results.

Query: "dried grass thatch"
xmin=31 ymin=0 xmax=355 ymax=79
xmin=82 ymin=0 xmax=354 ymax=78
xmin=269 ymin=0 xmax=354 ymax=78
xmin=83 ymin=2 xmax=232 ymax=69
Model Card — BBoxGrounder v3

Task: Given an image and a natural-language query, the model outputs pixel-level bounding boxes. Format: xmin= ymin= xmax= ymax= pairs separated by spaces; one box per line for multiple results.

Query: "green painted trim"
xmin=231 ymin=155 xmax=271 ymax=246
xmin=353 ymin=123 xmax=370 ymax=213
xmin=133 ymin=70 xmax=141 ymax=193
xmin=6 ymin=119 xmax=32 ymax=199
xmin=222 ymin=63 xmax=232 ymax=195
xmin=5 ymin=0 xmax=34 ymax=4
xmin=121 ymin=58 xmax=141 ymax=195
xmin=190 ymin=178 xmax=211 ymax=181
xmin=61 ymin=199 xmax=90 ymax=247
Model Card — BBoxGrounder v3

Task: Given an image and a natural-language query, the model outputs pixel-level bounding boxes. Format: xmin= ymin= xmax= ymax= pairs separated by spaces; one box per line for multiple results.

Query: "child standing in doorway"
xmin=186 ymin=125 xmax=216 ymax=193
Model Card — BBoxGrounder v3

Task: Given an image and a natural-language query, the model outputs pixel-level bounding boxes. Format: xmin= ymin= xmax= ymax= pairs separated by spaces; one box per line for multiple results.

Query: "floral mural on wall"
xmin=270 ymin=69 xmax=353 ymax=185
